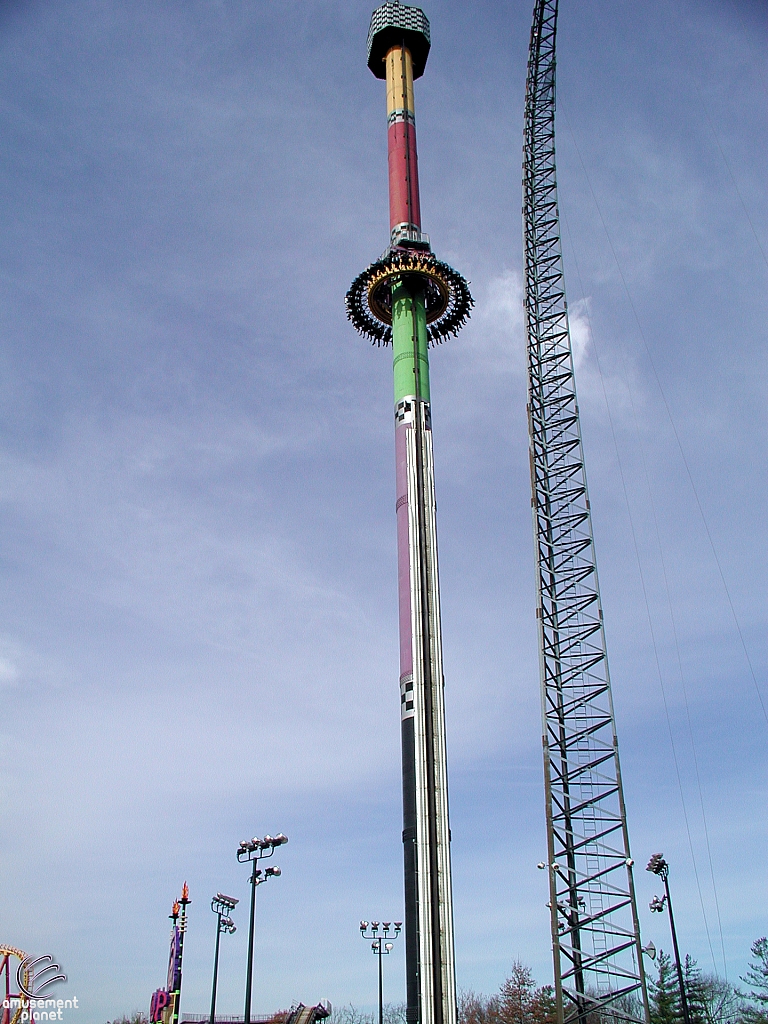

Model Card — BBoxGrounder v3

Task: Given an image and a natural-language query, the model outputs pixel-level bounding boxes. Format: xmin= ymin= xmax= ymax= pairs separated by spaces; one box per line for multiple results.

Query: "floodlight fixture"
xmin=645 ymin=851 xmax=690 ymax=1024
xmin=237 ymin=829 xmax=287 ymax=1024
xmin=210 ymin=889 xmax=238 ymax=1024
xmin=646 ymin=853 xmax=668 ymax=878
xmin=361 ymin=918 xmax=402 ymax=1024
xmin=216 ymin=893 xmax=239 ymax=911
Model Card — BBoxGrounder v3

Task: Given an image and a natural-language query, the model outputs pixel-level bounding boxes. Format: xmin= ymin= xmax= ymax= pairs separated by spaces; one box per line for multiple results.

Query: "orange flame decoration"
xmin=172 ymin=901 xmax=181 ymax=917
xmin=181 ymin=881 xmax=189 ymax=902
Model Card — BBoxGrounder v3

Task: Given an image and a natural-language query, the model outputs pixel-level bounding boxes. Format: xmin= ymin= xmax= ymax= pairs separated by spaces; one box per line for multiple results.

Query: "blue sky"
xmin=1 ymin=0 xmax=767 ymax=1020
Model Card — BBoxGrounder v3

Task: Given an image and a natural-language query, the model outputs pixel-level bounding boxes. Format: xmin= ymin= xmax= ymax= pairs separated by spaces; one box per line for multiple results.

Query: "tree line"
xmin=649 ymin=939 xmax=768 ymax=1024
xmin=455 ymin=939 xmax=768 ymax=1024
xmin=105 ymin=938 xmax=768 ymax=1024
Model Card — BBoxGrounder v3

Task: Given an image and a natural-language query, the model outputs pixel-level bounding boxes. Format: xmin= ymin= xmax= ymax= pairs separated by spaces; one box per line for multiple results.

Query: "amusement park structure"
xmin=150 ymin=883 xmax=191 ymax=1024
xmin=346 ymin=5 xmax=472 ymax=1024
xmin=523 ymin=2 xmax=649 ymax=1022
xmin=1 ymin=946 xmax=69 ymax=1024
xmin=1 ymin=947 xmax=30 ymax=1024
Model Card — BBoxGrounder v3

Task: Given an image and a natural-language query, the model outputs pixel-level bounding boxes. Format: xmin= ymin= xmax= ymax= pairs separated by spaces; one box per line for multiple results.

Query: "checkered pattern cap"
xmin=367 ymin=2 xmax=431 ymax=79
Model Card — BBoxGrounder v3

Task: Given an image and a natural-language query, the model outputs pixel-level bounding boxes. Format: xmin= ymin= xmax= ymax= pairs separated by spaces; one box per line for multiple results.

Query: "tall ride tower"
xmin=523 ymin=3 xmax=649 ymax=1023
xmin=346 ymin=7 xmax=472 ymax=1024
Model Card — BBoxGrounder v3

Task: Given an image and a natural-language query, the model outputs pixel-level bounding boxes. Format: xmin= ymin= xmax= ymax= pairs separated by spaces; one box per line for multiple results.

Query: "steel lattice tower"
xmin=523 ymin=3 xmax=650 ymax=1023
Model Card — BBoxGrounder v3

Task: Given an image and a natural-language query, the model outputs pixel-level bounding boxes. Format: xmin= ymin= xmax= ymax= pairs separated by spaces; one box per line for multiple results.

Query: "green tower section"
xmin=392 ymin=279 xmax=430 ymax=405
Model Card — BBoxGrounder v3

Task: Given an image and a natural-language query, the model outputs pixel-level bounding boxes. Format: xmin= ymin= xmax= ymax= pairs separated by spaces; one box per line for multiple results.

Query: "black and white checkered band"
xmin=395 ymin=398 xmax=431 ymax=428
xmin=387 ymin=109 xmax=416 ymax=127
xmin=400 ymin=672 xmax=415 ymax=719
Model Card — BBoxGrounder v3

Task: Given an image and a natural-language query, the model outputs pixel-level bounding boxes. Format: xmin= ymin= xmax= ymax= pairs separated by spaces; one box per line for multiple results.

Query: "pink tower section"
xmin=388 ymin=118 xmax=421 ymax=233
xmin=395 ymin=422 xmax=414 ymax=688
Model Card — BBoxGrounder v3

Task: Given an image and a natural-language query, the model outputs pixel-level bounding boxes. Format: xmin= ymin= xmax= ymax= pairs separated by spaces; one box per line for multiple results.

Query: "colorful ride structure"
xmin=1 ymin=947 xmax=30 ymax=1024
xmin=150 ymin=883 xmax=191 ymax=1024
xmin=347 ymin=7 xmax=472 ymax=1024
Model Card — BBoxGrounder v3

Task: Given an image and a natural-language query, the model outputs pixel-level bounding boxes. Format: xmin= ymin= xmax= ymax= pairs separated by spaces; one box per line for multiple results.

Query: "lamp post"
xmin=360 ymin=921 xmax=401 ymax=1024
xmin=647 ymin=853 xmax=691 ymax=1024
xmin=237 ymin=833 xmax=288 ymax=1024
xmin=209 ymin=893 xmax=238 ymax=1024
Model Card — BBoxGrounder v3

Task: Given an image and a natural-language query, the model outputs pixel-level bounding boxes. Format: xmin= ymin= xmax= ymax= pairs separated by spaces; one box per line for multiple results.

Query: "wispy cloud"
xmin=0 ymin=652 xmax=18 ymax=686
xmin=463 ymin=269 xmax=526 ymax=379
xmin=0 ymin=0 xmax=766 ymax=1015
xmin=566 ymin=297 xmax=647 ymax=429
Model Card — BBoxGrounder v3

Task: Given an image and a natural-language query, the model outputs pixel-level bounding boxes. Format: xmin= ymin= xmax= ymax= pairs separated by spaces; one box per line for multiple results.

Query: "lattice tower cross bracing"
xmin=523 ymin=3 xmax=650 ymax=1023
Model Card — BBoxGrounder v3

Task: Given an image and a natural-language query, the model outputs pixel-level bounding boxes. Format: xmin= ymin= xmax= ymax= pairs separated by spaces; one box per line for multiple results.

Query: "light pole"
xmin=647 ymin=853 xmax=691 ymax=1024
xmin=360 ymin=921 xmax=401 ymax=1024
xmin=238 ymin=833 xmax=287 ymax=1024
xmin=209 ymin=893 xmax=238 ymax=1024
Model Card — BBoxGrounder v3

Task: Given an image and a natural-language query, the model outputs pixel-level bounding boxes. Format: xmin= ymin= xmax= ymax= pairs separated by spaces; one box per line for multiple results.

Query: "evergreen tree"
xmin=530 ymin=985 xmax=557 ymax=1024
xmin=683 ymin=954 xmax=706 ymax=1024
xmin=650 ymin=950 xmax=681 ymax=1024
xmin=742 ymin=938 xmax=768 ymax=1016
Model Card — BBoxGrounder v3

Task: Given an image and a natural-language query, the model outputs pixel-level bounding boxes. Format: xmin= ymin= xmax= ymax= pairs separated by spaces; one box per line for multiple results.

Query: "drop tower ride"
xmin=346 ymin=7 xmax=473 ymax=1024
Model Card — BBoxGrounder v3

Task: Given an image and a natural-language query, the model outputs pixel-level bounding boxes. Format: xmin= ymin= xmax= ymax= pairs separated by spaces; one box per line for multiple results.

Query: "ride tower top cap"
xmin=367 ymin=2 xmax=431 ymax=79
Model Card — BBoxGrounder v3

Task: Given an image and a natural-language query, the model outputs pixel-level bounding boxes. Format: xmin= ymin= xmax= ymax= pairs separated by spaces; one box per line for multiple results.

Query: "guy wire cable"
xmin=556 ymin=95 xmax=768 ymax=734
xmin=559 ymin=185 xmax=722 ymax=977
